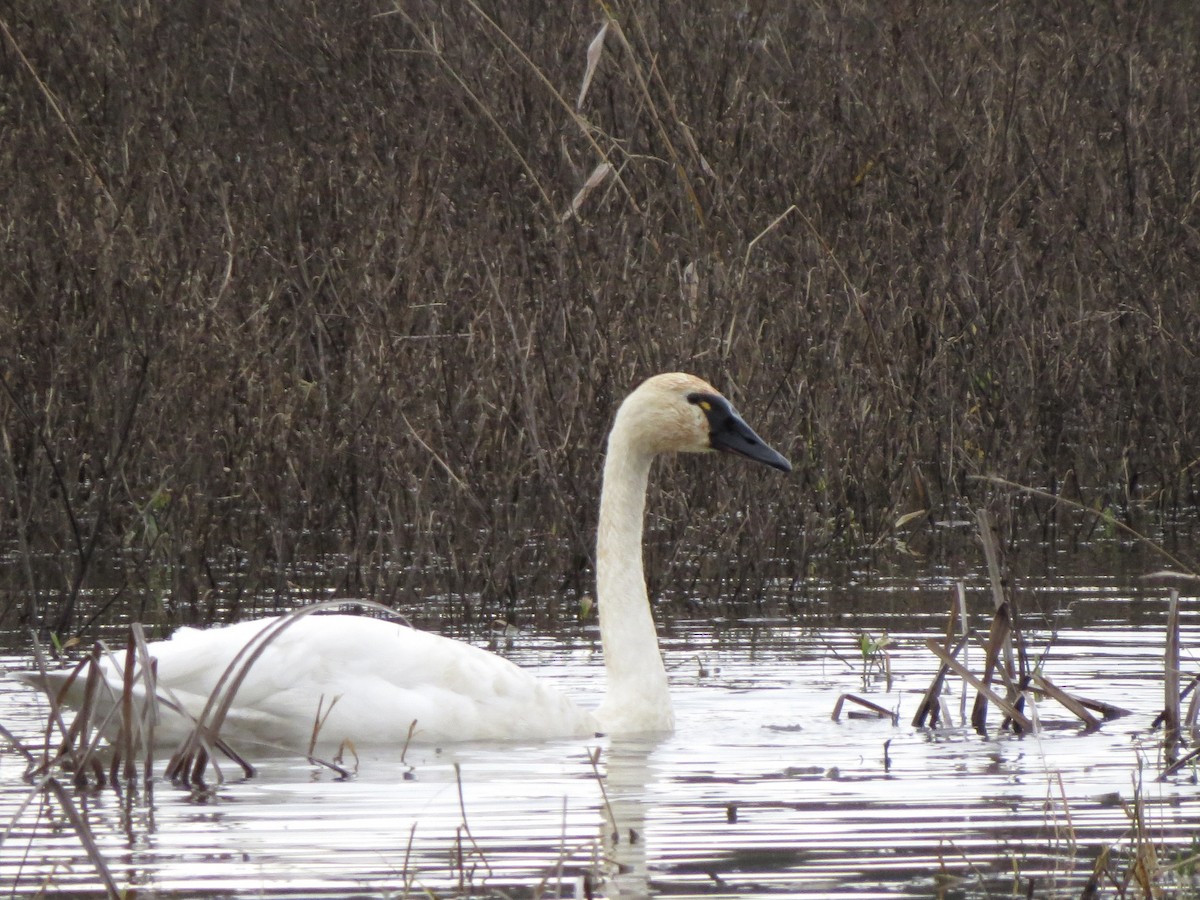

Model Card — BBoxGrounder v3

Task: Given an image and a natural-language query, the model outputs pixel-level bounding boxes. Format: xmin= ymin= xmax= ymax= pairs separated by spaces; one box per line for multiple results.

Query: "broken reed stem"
xmin=916 ymin=583 xmax=1133 ymax=734
xmin=832 ymin=694 xmax=897 ymax=723
xmin=0 ymin=721 xmax=36 ymax=766
xmin=587 ymin=747 xmax=619 ymax=843
xmin=307 ymin=694 xmax=339 ymax=757
xmin=976 ymin=509 xmax=1007 ymax=615
xmin=135 ymin=627 xmax=158 ymax=783
xmin=539 ymin=797 xmax=583 ymax=898
xmin=35 ymin=629 xmax=162 ymax=790
xmin=118 ymin=633 xmax=137 ymax=782
xmin=954 ymin=582 xmax=970 ymax=722
xmin=44 ymin=778 xmax=121 ymax=899
xmin=1163 ymin=589 xmax=1181 ymax=757
xmin=1048 ymin=770 xmax=1078 ymax=854
xmin=977 ymin=508 xmax=1029 ymax=681
xmin=1160 ymin=743 xmax=1200 ymax=779
xmin=972 ymin=509 xmax=1031 ymax=732
xmin=912 ymin=632 xmax=970 ymax=727
xmin=1029 ymin=673 xmax=1100 ymax=730
xmin=29 ymin=655 xmax=85 ymax=778
xmin=971 ymin=629 xmax=1025 ymax=702
xmin=400 ymin=719 xmax=418 ymax=765
xmin=943 ymin=582 xmax=961 ymax=647
xmin=305 ymin=695 xmax=353 ymax=779
xmin=925 ymin=637 xmax=1035 ymax=733
xmin=62 ymin=646 xmax=105 ymax=786
xmin=1069 ymin=694 xmax=1133 ymax=720
xmin=1184 ymin=676 xmax=1200 ymax=729
xmin=970 ymin=602 xmax=1010 ymax=731
xmin=453 ymin=762 xmax=493 ymax=880
xmin=166 ymin=599 xmax=407 ymax=785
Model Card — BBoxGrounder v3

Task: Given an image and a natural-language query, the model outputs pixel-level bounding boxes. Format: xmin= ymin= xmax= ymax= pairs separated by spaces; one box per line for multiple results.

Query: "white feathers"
xmin=18 ymin=373 xmax=784 ymax=752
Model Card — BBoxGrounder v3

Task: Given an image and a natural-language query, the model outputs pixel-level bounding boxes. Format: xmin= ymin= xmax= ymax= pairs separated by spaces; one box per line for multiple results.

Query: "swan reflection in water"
xmin=599 ymin=736 xmax=664 ymax=899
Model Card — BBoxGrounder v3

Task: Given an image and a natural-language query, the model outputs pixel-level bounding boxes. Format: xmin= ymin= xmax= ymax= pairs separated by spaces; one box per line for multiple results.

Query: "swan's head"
xmin=612 ymin=373 xmax=792 ymax=472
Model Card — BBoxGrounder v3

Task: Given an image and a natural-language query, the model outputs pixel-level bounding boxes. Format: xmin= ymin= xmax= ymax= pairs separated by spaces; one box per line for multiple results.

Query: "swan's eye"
xmin=686 ymin=392 xmax=715 ymax=413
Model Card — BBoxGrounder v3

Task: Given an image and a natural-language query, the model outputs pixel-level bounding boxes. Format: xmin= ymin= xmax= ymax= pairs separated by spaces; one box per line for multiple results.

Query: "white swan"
xmin=17 ymin=373 xmax=790 ymax=748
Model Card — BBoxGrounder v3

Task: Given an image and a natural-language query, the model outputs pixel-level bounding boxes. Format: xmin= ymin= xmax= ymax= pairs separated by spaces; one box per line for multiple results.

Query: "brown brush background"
xmin=1 ymin=0 xmax=1198 ymax=634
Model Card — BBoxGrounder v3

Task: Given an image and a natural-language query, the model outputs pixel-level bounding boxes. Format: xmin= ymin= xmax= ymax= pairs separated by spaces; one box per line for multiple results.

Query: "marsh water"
xmin=2 ymin=541 xmax=1199 ymax=898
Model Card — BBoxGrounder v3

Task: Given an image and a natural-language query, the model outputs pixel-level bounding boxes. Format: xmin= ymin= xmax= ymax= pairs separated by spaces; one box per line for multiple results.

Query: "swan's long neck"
xmin=594 ymin=422 xmax=673 ymax=733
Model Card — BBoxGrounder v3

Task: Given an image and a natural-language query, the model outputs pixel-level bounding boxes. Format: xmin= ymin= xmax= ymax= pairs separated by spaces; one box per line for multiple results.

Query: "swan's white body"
xmin=66 ymin=615 xmax=598 ymax=747
xmin=17 ymin=373 xmax=789 ymax=750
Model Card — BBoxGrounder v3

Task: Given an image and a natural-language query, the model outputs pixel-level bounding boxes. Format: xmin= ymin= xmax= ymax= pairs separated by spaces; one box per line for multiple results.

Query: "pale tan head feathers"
xmin=609 ymin=372 xmax=792 ymax=472
xmin=611 ymin=372 xmax=724 ymax=456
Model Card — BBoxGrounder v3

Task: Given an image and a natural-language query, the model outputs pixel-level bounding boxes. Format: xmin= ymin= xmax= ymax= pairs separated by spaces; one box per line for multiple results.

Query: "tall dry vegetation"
xmin=1 ymin=0 xmax=1198 ymax=633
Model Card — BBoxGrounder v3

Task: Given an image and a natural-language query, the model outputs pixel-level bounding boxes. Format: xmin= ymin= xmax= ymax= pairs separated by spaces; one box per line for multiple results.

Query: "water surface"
xmin=1 ymin=575 xmax=1198 ymax=898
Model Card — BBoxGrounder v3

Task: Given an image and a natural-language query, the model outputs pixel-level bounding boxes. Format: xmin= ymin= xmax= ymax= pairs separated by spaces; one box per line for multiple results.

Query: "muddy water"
xmin=1 ymin=576 xmax=1198 ymax=898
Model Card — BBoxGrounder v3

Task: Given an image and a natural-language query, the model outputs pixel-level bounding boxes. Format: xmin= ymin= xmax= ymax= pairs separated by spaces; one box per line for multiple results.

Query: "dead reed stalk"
xmin=163 ymin=600 xmax=409 ymax=785
xmin=915 ymin=513 xmax=1134 ymax=735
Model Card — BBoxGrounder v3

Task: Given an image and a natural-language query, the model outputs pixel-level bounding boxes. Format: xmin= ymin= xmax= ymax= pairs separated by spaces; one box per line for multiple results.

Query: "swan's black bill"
xmin=689 ymin=393 xmax=792 ymax=473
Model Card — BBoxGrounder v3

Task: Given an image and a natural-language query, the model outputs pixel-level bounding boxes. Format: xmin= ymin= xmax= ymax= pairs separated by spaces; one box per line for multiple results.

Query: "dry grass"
xmin=1 ymin=0 xmax=1199 ymax=633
